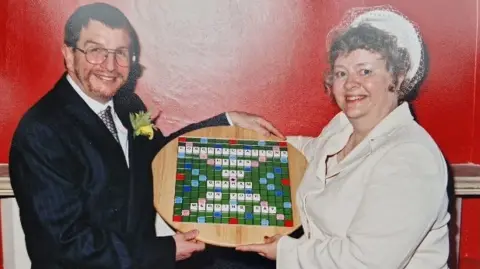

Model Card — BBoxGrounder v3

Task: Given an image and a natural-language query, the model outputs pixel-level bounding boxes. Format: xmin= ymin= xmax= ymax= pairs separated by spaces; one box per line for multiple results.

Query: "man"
xmin=9 ymin=3 xmax=282 ymax=269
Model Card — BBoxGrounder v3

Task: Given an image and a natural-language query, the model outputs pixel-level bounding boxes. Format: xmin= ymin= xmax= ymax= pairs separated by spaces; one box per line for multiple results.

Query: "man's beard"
xmin=75 ymin=67 xmax=125 ymax=100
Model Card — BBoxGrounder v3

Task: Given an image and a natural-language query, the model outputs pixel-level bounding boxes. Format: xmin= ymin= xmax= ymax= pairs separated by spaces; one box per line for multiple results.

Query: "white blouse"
xmin=278 ymin=103 xmax=450 ymax=269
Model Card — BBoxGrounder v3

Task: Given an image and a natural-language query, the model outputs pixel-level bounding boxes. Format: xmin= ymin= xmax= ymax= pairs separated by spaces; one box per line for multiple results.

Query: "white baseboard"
xmin=2 ymin=198 xmax=31 ymax=269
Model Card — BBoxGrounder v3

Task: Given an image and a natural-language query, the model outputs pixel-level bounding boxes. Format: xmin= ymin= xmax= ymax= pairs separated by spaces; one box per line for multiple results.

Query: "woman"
xmin=237 ymin=6 xmax=450 ymax=269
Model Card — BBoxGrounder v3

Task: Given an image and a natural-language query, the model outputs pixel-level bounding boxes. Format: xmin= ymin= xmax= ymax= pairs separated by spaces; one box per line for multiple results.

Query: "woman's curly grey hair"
xmin=324 ymin=23 xmax=412 ymax=102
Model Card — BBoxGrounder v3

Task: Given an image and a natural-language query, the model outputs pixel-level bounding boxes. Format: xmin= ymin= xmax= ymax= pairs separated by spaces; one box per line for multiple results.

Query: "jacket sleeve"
xmin=9 ymin=121 xmax=175 ymax=269
xmin=276 ymin=143 xmax=449 ymax=269
xmin=154 ymin=113 xmax=231 ymax=149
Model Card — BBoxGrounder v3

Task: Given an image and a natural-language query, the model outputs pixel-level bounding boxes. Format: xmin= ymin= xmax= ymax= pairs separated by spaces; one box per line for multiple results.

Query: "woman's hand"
xmin=235 ymin=235 xmax=282 ymax=260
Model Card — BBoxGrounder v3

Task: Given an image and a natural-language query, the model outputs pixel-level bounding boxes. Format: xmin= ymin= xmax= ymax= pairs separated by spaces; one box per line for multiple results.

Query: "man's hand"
xmin=173 ymin=229 xmax=205 ymax=261
xmin=227 ymin=112 xmax=285 ymax=139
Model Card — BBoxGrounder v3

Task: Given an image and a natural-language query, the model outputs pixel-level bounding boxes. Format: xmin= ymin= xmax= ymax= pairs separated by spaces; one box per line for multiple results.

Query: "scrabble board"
xmin=173 ymin=136 xmax=293 ymax=227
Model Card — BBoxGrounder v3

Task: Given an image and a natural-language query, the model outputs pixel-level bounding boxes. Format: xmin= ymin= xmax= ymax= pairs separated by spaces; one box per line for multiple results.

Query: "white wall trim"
xmin=2 ymin=198 xmax=31 ymax=269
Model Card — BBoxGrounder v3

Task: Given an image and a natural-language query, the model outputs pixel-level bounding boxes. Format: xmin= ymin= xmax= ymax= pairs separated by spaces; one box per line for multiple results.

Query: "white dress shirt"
xmin=278 ymin=103 xmax=450 ymax=269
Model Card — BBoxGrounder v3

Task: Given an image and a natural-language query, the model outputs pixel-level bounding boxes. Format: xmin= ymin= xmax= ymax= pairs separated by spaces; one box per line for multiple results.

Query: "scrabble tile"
xmin=238 ymin=205 xmax=246 ymax=213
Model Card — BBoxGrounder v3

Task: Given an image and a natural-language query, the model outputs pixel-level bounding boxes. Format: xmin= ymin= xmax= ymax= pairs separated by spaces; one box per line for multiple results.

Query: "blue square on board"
xmin=183 ymin=186 xmax=191 ymax=192
xmin=267 ymin=173 xmax=275 ymax=179
xmin=267 ymin=184 xmax=275 ymax=191
xmin=261 ymin=219 xmax=269 ymax=226
xmin=192 ymin=169 xmax=199 ymax=175
xmin=284 ymin=202 xmax=292 ymax=208
xmin=281 ymin=157 xmax=288 ymax=163
xmin=274 ymin=167 xmax=282 ymax=174
xmin=199 ymin=175 xmax=207 ymax=181
xmin=244 ymin=167 xmax=252 ymax=172
xmin=214 ymin=212 xmax=222 ymax=218
xmin=197 ymin=216 xmax=206 ymax=223
xmin=275 ymin=190 xmax=283 ymax=197
xmin=260 ymin=178 xmax=267 ymax=184
xmin=191 ymin=180 xmax=199 ymax=187
xmin=185 ymin=163 xmax=192 ymax=169
xmin=200 ymin=138 xmax=208 ymax=144
xmin=258 ymin=141 xmax=266 ymax=146
xmin=245 ymin=213 xmax=253 ymax=220
xmin=175 ymin=197 xmax=183 ymax=204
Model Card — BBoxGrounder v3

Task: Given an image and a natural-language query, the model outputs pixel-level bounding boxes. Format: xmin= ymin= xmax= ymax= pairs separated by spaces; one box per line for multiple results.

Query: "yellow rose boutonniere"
xmin=129 ymin=111 xmax=157 ymax=140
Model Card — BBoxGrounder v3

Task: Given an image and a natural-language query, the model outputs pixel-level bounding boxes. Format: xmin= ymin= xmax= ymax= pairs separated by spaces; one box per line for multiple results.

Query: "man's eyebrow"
xmin=83 ymin=40 xmax=128 ymax=50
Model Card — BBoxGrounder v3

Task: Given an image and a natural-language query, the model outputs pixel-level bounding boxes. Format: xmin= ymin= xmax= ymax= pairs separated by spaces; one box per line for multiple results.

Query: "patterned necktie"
xmin=98 ymin=106 xmax=120 ymax=142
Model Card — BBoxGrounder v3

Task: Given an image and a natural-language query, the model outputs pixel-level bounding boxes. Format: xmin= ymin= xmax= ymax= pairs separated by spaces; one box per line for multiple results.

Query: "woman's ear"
xmin=389 ymin=74 xmax=406 ymax=93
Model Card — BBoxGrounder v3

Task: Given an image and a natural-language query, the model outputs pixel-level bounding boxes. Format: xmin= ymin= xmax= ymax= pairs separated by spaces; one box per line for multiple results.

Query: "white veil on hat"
xmin=326 ymin=6 xmax=425 ymax=94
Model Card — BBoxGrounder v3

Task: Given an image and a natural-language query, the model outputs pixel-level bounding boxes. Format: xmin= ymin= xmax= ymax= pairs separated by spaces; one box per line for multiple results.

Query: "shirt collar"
xmin=66 ymin=74 xmax=114 ymax=114
xmin=328 ymin=102 xmax=414 ymax=141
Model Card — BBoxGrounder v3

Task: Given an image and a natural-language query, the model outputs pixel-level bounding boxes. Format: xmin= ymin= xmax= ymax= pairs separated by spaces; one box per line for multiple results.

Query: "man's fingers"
xmin=256 ymin=118 xmax=285 ymax=139
xmin=183 ymin=229 xmax=199 ymax=241
xmin=192 ymin=241 xmax=206 ymax=252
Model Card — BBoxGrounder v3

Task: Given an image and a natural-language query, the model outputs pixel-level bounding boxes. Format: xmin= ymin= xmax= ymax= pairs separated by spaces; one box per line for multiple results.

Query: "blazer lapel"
xmin=56 ymin=75 xmax=127 ymax=166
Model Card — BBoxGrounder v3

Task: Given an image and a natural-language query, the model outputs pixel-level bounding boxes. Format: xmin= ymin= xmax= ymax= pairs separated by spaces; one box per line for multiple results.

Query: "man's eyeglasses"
xmin=74 ymin=47 xmax=130 ymax=67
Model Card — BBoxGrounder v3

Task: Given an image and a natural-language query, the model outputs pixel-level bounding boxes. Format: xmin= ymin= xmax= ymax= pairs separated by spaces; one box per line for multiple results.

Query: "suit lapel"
xmin=56 ymin=75 xmax=128 ymax=167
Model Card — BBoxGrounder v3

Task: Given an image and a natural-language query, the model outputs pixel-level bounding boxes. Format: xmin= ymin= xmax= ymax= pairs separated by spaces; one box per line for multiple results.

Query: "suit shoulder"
xmin=13 ymin=86 xmax=66 ymax=140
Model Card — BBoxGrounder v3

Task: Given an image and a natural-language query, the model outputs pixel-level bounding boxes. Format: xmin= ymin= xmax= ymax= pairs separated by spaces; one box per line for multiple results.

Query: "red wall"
xmin=0 ymin=0 xmax=478 ymax=267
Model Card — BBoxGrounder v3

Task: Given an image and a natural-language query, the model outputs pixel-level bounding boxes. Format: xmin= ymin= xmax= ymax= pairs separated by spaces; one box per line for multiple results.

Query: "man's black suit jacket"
xmin=9 ymin=74 xmax=229 ymax=269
